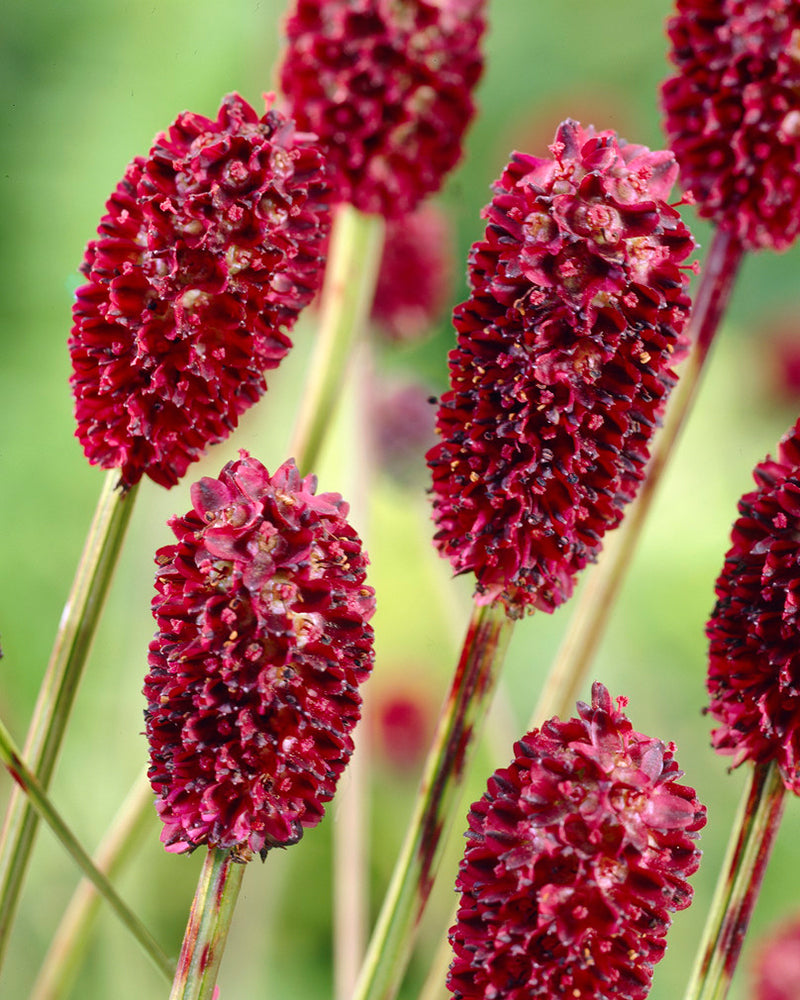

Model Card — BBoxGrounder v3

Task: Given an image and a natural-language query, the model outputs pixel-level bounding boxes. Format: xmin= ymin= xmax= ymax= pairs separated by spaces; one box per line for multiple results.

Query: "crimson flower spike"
xmin=448 ymin=682 xmax=706 ymax=1000
xmin=684 ymin=418 xmax=800 ymax=1000
xmin=70 ymin=94 xmax=331 ymax=489
xmin=662 ymin=0 xmax=800 ymax=252
xmin=278 ymin=0 xmax=486 ymax=218
xmin=144 ymin=451 xmax=376 ymax=857
xmin=428 ymin=119 xmax=696 ymax=617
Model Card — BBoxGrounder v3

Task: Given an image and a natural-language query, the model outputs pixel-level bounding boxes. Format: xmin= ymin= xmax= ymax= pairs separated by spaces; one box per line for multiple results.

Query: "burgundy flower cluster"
xmin=448 ymin=683 xmax=706 ymax=1000
xmin=662 ymin=0 xmax=800 ymax=251
xmin=428 ymin=120 xmax=695 ymax=615
xmin=70 ymin=94 xmax=331 ymax=489
xmin=706 ymin=418 xmax=800 ymax=792
xmin=144 ymin=452 xmax=375 ymax=857
xmin=278 ymin=0 xmax=485 ymax=218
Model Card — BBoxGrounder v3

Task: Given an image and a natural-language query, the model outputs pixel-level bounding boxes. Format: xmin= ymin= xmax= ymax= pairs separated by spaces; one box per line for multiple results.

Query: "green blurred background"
xmin=3 ymin=1 xmax=800 ymax=998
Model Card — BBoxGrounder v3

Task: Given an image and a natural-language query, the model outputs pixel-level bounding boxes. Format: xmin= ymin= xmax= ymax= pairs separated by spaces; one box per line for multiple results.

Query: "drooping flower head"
xmin=751 ymin=913 xmax=800 ymax=1000
xmin=662 ymin=0 xmax=800 ymax=251
xmin=427 ymin=120 xmax=695 ymax=615
xmin=706 ymin=418 xmax=800 ymax=792
xmin=144 ymin=452 xmax=375 ymax=857
xmin=371 ymin=202 xmax=455 ymax=341
xmin=278 ymin=0 xmax=485 ymax=218
xmin=448 ymin=682 xmax=706 ymax=1000
xmin=71 ymin=94 xmax=331 ymax=489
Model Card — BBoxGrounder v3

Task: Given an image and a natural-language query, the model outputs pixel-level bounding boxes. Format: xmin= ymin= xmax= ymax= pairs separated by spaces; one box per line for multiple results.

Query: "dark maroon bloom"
xmin=144 ymin=452 xmax=375 ymax=856
xmin=278 ymin=0 xmax=485 ymax=218
xmin=369 ymin=376 xmax=438 ymax=485
xmin=448 ymin=682 xmax=706 ymax=1000
xmin=662 ymin=0 xmax=800 ymax=251
xmin=706 ymin=418 xmax=800 ymax=792
xmin=428 ymin=120 xmax=695 ymax=615
xmin=752 ymin=914 xmax=800 ymax=1000
xmin=371 ymin=203 xmax=455 ymax=341
xmin=70 ymin=94 xmax=331 ymax=489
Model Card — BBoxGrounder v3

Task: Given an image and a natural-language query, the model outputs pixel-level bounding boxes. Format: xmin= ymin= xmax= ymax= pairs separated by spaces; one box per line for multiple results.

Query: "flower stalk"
xmin=351 ymin=600 xmax=515 ymax=1000
xmin=289 ymin=203 xmax=385 ymax=475
xmin=168 ymin=848 xmax=246 ymax=1000
xmin=0 ymin=471 xmax=139 ymax=968
xmin=0 ymin=717 xmax=172 ymax=982
xmin=684 ymin=761 xmax=786 ymax=1000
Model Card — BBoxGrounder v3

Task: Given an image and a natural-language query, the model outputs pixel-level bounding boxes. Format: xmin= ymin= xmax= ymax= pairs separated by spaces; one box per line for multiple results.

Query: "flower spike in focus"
xmin=70 ymin=94 xmax=331 ymax=489
xmin=662 ymin=0 xmax=800 ymax=251
xmin=448 ymin=682 xmax=706 ymax=1000
xmin=706 ymin=417 xmax=800 ymax=792
xmin=428 ymin=120 xmax=695 ymax=615
xmin=144 ymin=452 xmax=376 ymax=857
xmin=278 ymin=0 xmax=485 ymax=218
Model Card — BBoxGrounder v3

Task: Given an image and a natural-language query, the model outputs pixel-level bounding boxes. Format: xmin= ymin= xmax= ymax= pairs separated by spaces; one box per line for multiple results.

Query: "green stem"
xmin=685 ymin=760 xmax=786 ymax=1000
xmin=169 ymin=848 xmax=247 ymax=1000
xmin=531 ymin=227 xmax=744 ymax=725
xmin=289 ymin=203 xmax=385 ymax=476
xmin=351 ymin=600 xmax=515 ymax=1000
xmin=31 ymin=770 xmax=155 ymax=1000
xmin=0 ymin=719 xmax=172 ymax=982
xmin=0 ymin=470 xmax=139 ymax=968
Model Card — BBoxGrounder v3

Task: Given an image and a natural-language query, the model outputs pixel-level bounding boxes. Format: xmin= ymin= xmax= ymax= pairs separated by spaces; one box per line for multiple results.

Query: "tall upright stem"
xmin=0 ymin=471 xmax=139 ymax=967
xmin=290 ymin=204 xmax=384 ymax=476
xmin=684 ymin=761 xmax=786 ymax=1000
xmin=169 ymin=848 xmax=246 ymax=1000
xmin=351 ymin=601 xmax=515 ymax=1000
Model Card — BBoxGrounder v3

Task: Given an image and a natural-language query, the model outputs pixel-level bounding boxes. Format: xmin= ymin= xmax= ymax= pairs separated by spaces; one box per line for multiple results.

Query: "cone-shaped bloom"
xmin=662 ymin=0 xmax=800 ymax=251
xmin=706 ymin=418 xmax=800 ymax=792
xmin=752 ymin=914 xmax=800 ymax=1000
xmin=427 ymin=120 xmax=695 ymax=615
xmin=448 ymin=682 xmax=706 ymax=1000
xmin=144 ymin=452 xmax=375 ymax=856
xmin=70 ymin=94 xmax=331 ymax=489
xmin=371 ymin=203 xmax=455 ymax=341
xmin=278 ymin=0 xmax=485 ymax=218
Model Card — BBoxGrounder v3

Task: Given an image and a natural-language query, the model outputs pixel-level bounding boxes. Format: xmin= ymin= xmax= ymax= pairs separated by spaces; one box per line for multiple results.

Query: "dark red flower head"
xmin=752 ymin=913 xmax=800 ymax=1000
xmin=448 ymin=682 xmax=706 ymax=1000
xmin=662 ymin=0 xmax=800 ymax=251
xmin=144 ymin=452 xmax=375 ymax=857
xmin=70 ymin=94 xmax=331 ymax=489
xmin=371 ymin=203 xmax=455 ymax=342
xmin=706 ymin=418 xmax=800 ymax=792
xmin=427 ymin=120 xmax=695 ymax=615
xmin=277 ymin=0 xmax=485 ymax=218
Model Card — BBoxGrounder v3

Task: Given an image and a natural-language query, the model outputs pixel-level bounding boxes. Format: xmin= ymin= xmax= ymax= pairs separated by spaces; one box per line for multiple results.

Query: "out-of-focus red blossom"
xmin=662 ymin=0 xmax=800 ymax=252
xmin=427 ymin=120 xmax=695 ymax=615
xmin=370 ymin=377 xmax=438 ymax=484
xmin=371 ymin=203 xmax=455 ymax=341
xmin=143 ymin=452 xmax=375 ymax=857
xmin=752 ymin=913 xmax=800 ymax=1000
xmin=762 ymin=308 xmax=800 ymax=403
xmin=70 ymin=94 xmax=331 ymax=489
xmin=278 ymin=0 xmax=485 ymax=218
xmin=369 ymin=679 xmax=436 ymax=773
xmin=447 ymin=682 xmax=706 ymax=1000
xmin=706 ymin=418 xmax=800 ymax=792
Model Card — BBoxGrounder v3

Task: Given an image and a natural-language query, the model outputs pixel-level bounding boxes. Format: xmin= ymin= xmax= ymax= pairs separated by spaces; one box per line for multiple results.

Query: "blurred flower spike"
xmin=751 ymin=912 xmax=800 ymax=1000
xmin=428 ymin=120 xmax=695 ymax=616
xmin=706 ymin=417 xmax=800 ymax=792
xmin=144 ymin=452 xmax=375 ymax=858
xmin=278 ymin=0 xmax=486 ymax=218
xmin=662 ymin=0 xmax=800 ymax=252
xmin=70 ymin=94 xmax=331 ymax=489
xmin=448 ymin=682 xmax=706 ymax=1000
